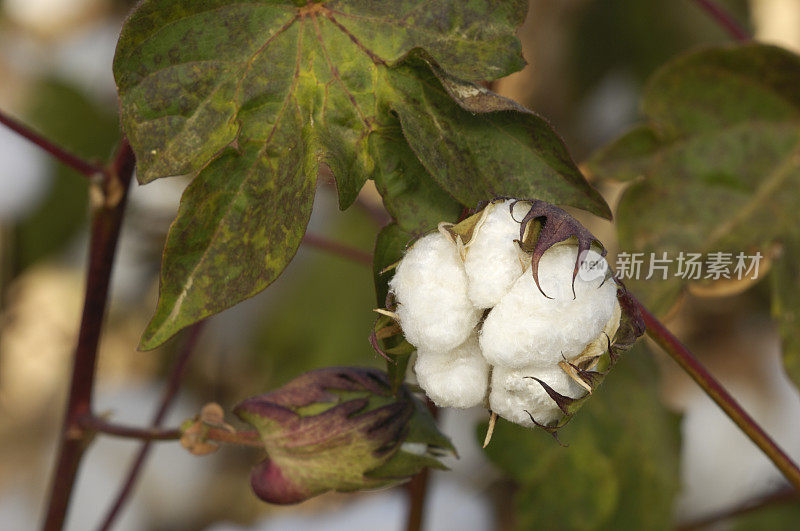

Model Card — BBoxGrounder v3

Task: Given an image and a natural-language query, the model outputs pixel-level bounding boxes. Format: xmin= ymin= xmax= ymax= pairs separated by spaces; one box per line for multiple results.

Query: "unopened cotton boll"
xmin=490 ymin=364 xmax=587 ymax=427
xmin=480 ymin=244 xmax=617 ymax=369
xmin=463 ymin=200 xmax=530 ymax=308
xmin=389 ymin=232 xmax=480 ymax=352
xmin=415 ymin=334 xmax=490 ymax=408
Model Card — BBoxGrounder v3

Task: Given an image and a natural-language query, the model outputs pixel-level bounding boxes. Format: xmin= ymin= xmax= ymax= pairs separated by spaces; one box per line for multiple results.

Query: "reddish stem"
xmin=635 ymin=297 xmax=800 ymax=491
xmin=76 ymin=414 xmax=263 ymax=448
xmin=692 ymin=0 xmax=750 ymax=42
xmin=78 ymin=415 xmax=182 ymax=441
xmin=40 ymin=140 xmax=136 ymax=531
xmin=96 ymin=322 xmax=206 ymax=531
xmin=0 ymin=108 xmax=107 ymax=178
xmin=405 ymin=469 xmax=431 ymax=531
xmin=405 ymin=399 xmax=438 ymax=531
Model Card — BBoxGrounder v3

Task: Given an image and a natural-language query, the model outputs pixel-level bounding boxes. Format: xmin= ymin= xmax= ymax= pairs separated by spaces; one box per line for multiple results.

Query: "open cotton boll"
xmin=479 ymin=245 xmax=617 ymax=369
xmin=536 ymin=244 xmax=613 ymax=299
xmin=576 ymin=299 xmax=622 ymax=362
xmin=415 ymin=335 xmax=489 ymax=408
xmin=390 ymin=233 xmax=480 ymax=352
xmin=464 ymin=200 xmax=530 ymax=308
xmin=489 ymin=364 xmax=587 ymax=427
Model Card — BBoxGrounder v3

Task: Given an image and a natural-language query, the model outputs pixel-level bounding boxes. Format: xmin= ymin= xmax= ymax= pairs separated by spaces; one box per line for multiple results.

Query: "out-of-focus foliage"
xmin=249 ymin=207 xmax=380 ymax=388
xmin=730 ymin=500 xmax=800 ymax=530
xmin=14 ymin=78 xmax=118 ymax=270
xmin=589 ymin=43 xmax=800 ymax=388
xmin=770 ymin=233 xmax=800 ymax=388
xmin=571 ymin=0 xmax=749 ymax=93
xmin=483 ymin=347 xmax=680 ymax=531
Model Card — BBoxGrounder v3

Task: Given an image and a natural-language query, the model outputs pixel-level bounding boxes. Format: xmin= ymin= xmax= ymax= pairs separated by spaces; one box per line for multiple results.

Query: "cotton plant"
xmin=375 ymin=198 xmax=644 ymax=441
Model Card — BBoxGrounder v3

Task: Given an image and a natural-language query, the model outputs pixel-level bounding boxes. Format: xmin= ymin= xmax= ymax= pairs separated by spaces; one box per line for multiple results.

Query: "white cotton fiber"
xmin=489 ymin=364 xmax=587 ymax=427
xmin=463 ymin=200 xmax=530 ymax=308
xmin=577 ymin=298 xmax=622 ymax=361
xmin=479 ymin=244 xmax=618 ymax=369
xmin=414 ymin=334 xmax=490 ymax=409
xmin=389 ymin=233 xmax=480 ymax=352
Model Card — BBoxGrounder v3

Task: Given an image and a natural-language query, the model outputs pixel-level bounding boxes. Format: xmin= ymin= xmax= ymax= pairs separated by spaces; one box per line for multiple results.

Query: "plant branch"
xmin=302 ymin=232 xmax=373 ymax=266
xmin=0 ymin=108 xmax=107 ymax=179
xmin=77 ymin=414 xmax=263 ymax=447
xmin=405 ymin=468 xmax=431 ymax=531
xmin=40 ymin=139 xmax=136 ymax=531
xmin=692 ymin=0 xmax=750 ymax=42
xmin=96 ymin=322 xmax=206 ymax=531
xmin=634 ymin=296 xmax=800 ymax=492
xmin=79 ymin=415 xmax=182 ymax=441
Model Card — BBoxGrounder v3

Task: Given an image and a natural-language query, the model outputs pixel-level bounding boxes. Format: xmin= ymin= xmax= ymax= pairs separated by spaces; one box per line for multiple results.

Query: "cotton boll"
xmin=463 ymin=200 xmax=530 ymax=308
xmin=490 ymin=364 xmax=587 ymax=427
xmin=480 ymin=245 xmax=617 ymax=369
xmin=535 ymin=244 xmax=613 ymax=300
xmin=575 ymin=298 xmax=622 ymax=361
xmin=415 ymin=335 xmax=490 ymax=409
xmin=390 ymin=233 xmax=480 ymax=352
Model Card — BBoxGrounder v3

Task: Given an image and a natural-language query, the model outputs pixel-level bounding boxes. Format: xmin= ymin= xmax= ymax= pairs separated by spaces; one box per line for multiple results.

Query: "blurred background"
xmin=2 ymin=0 xmax=800 ymax=529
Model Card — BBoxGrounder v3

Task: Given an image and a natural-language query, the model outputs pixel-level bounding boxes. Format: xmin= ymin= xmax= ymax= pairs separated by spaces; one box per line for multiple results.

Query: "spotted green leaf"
xmin=115 ymin=0 xmax=609 ymax=348
xmin=389 ymin=56 xmax=612 ymax=218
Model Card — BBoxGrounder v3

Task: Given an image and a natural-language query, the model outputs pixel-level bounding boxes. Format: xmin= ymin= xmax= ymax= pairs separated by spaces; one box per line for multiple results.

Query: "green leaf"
xmin=116 ymin=0 xmax=533 ymax=347
xmin=482 ymin=348 xmax=680 ymax=530
xmin=389 ymin=57 xmax=612 ymax=219
xmin=373 ymin=223 xmax=412 ymax=307
xmin=141 ymin=139 xmax=317 ymax=349
xmin=586 ymin=125 xmax=660 ymax=183
xmin=589 ymin=43 xmax=800 ymax=316
xmin=116 ymin=0 xmax=611 ymax=347
xmin=370 ymin=125 xmax=462 ymax=234
xmin=771 ymin=233 xmax=800 ymax=388
xmin=114 ymin=0 xmax=527 ymax=185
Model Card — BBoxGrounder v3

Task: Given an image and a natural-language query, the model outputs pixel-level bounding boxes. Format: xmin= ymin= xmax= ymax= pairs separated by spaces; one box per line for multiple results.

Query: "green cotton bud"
xmin=233 ymin=367 xmax=455 ymax=504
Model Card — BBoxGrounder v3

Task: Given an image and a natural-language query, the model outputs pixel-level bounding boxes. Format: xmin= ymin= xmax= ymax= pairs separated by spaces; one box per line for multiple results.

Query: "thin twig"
xmin=692 ymin=0 xmax=750 ymax=42
xmin=302 ymin=232 xmax=373 ymax=266
xmin=634 ymin=296 xmax=800 ymax=491
xmin=78 ymin=415 xmax=182 ymax=441
xmin=0 ymin=108 xmax=107 ymax=179
xmin=40 ymin=139 xmax=136 ymax=531
xmin=76 ymin=414 xmax=263 ymax=448
xmin=96 ymin=322 xmax=206 ymax=531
